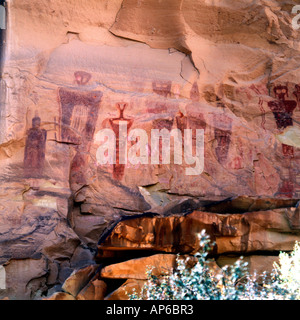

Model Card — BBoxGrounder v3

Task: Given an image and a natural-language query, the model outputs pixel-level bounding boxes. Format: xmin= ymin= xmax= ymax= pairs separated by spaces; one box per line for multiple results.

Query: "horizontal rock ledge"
xmin=97 ymin=207 xmax=300 ymax=259
xmin=100 ymin=254 xmax=178 ymax=280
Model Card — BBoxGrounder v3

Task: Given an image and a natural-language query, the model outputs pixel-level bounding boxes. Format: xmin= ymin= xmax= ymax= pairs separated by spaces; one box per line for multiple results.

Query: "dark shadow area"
xmin=202 ymin=196 xmax=300 ymax=214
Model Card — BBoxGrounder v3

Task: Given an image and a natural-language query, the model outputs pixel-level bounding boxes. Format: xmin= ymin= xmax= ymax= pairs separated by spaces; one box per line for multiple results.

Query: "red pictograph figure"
xmin=152 ymin=80 xmax=172 ymax=98
xmin=24 ymin=115 xmax=47 ymax=178
xmin=277 ymin=180 xmax=294 ymax=199
xmin=109 ymin=103 xmax=133 ymax=181
xmin=152 ymin=118 xmax=174 ymax=164
xmin=146 ymin=80 xmax=172 ymax=114
xmin=230 ymin=156 xmax=243 ymax=170
xmin=184 ymin=82 xmax=207 ymax=154
xmin=175 ymin=111 xmax=187 ymax=158
xmin=282 ymin=144 xmax=294 ymax=158
xmin=146 ymin=80 xmax=173 ymax=114
xmin=186 ymin=82 xmax=206 ymax=131
xmin=236 ymin=84 xmax=269 ymax=131
xmin=268 ymin=85 xmax=297 ymax=130
xmin=213 ymin=108 xmax=233 ymax=165
xmin=58 ymin=72 xmax=103 ymax=186
xmin=175 ymin=111 xmax=187 ymax=134
xmin=293 ymin=84 xmax=300 ymax=109
xmin=268 ymin=85 xmax=297 ymax=158
xmin=190 ymin=81 xmax=200 ymax=102
xmin=74 ymin=71 xmax=92 ymax=86
xmin=249 ymin=84 xmax=267 ymax=130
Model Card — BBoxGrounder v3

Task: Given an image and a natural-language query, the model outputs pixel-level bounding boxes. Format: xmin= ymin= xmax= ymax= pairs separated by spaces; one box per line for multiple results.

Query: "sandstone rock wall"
xmin=0 ymin=0 xmax=300 ymax=299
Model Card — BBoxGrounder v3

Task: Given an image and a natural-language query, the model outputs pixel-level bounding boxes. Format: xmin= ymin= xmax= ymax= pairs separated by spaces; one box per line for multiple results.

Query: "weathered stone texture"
xmin=98 ymin=208 xmax=300 ymax=256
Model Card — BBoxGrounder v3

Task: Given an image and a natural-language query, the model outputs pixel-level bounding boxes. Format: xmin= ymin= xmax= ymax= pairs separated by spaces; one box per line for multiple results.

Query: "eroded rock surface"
xmin=97 ymin=208 xmax=300 ymax=257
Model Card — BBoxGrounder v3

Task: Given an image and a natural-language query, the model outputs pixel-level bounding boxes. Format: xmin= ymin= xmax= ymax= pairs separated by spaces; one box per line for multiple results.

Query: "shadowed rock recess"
xmin=0 ymin=0 xmax=300 ymax=300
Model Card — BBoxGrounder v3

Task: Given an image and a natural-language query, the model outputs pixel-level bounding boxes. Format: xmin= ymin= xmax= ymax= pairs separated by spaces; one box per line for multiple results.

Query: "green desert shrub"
xmin=129 ymin=230 xmax=300 ymax=300
xmin=273 ymin=241 xmax=300 ymax=299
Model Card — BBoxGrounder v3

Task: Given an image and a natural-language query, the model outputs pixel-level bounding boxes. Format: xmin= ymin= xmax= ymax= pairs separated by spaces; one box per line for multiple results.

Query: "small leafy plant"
xmin=273 ymin=241 xmax=300 ymax=299
xmin=129 ymin=230 xmax=300 ymax=300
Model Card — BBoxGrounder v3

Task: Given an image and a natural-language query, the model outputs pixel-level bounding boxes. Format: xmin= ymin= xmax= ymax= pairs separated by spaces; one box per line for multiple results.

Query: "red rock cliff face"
xmin=0 ymin=0 xmax=300 ymax=299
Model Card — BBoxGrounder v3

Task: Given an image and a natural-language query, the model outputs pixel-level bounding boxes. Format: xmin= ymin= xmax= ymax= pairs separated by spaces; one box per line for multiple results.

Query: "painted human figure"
xmin=74 ymin=71 xmax=92 ymax=86
xmin=185 ymin=82 xmax=206 ymax=150
xmin=213 ymin=102 xmax=233 ymax=165
xmin=282 ymin=144 xmax=294 ymax=158
xmin=277 ymin=180 xmax=294 ymax=199
xmin=268 ymin=85 xmax=297 ymax=157
xmin=190 ymin=81 xmax=200 ymax=102
xmin=293 ymin=84 xmax=300 ymax=108
xmin=230 ymin=156 xmax=243 ymax=170
xmin=214 ymin=127 xmax=232 ymax=164
xmin=152 ymin=118 xmax=174 ymax=164
xmin=186 ymin=82 xmax=206 ymax=127
xmin=58 ymin=72 xmax=103 ymax=186
xmin=146 ymin=80 xmax=173 ymax=114
xmin=152 ymin=80 xmax=172 ymax=98
xmin=276 ymin=157 xmax=296 ymax=199
xmin=59 ymin=72 xmax=102 ymax=145
xmin=175 ymin=111 xmax=187 ymax=134
xmin=24 ymin=116 xmax=47 ymax=178
xmin=268 ymin=85 xmax=297 ymax=129
xmin=109 ymin=103 xmax=133 ymax=181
